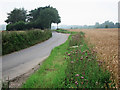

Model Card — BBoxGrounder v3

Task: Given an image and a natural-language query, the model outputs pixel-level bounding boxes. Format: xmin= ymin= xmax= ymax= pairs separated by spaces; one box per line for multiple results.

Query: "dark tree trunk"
xmin=57 ymin=23 xmax=58 ymax=30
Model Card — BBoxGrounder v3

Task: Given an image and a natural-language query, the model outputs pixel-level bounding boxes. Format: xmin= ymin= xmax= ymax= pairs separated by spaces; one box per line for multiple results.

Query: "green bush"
xmin=2 ymin=30 xmax=52 ymax=55
xmin=14 ymin=21 xmax=26 ymax=30
xmin=6 ymin=24 xmax=15 ymax=31
xmin=6 ymin=21 xmax=26 ymax=31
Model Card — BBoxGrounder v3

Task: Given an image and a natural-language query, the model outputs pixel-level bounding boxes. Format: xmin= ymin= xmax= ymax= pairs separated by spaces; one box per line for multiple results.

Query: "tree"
xmin=6 ymin=21 xmax=26 ymax=31
xmin=105 ymin=25 xmax=108 ymax=28
xmin=29 ymin=6 xmax=61 ymax=29
xmin=95 ymin=22 xmax=100 ymax=28
xmin=5 ymin=8 xmax=27 ymax=24
xmin=56 ymin=17 xmax=61 ymax=29
xmin=5 ymin=6 xmax=61 ymax=30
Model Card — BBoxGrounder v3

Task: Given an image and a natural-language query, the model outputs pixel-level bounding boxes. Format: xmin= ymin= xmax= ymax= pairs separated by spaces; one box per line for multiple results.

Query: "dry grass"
xmin=67 ymin=28 xmax=118 ymax=87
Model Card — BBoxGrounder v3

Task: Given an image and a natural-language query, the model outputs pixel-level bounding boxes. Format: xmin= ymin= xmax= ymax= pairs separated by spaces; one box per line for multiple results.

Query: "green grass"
xmin=22 ymin=30 xmax=115 ymax=88
xmin=2 ymin=30 xmax=52 ymax=55
xmin=56 ymin=29 xmax=77 ymax=34
xmin=22 ymin=35 xmax=70 ymax=88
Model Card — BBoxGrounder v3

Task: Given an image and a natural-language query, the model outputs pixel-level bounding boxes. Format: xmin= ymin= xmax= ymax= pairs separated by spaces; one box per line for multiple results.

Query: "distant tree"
xmin=105 ymin=25 xmax=108 ymax=28
xmin=5 ymin=8 xmax=27 ymax=24
xmin=95 ymin=22 xmax=100 ymax=28
xmin=115 ymin=22 xmax=120 ymax=28
xmin=103 ymin=21 xmax=114 ymax=28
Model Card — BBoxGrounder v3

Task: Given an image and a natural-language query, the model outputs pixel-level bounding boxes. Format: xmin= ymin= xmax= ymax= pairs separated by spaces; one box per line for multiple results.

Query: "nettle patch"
xmin=63 ymin=32 xmax=115 ymax=88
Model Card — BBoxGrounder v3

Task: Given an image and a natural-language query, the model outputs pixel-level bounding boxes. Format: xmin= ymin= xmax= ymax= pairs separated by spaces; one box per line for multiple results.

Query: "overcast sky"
xmin=0 ymin=0 xmax=119 ymax=25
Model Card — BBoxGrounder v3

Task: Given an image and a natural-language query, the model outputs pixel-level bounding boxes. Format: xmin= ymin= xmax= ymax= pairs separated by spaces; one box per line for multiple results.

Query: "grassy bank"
xmin=22 ymin=34 xmax=70 ymax=88
xmin=2 ymin=30 xmax=52 ymax=55
xmin=22 ymin=31 xmax=115 ymax=88
xmin=56 ymin=29 xmax=77 ymax=34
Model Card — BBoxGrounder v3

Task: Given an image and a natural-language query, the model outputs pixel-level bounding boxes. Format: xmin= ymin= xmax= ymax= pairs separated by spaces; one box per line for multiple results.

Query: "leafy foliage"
xmin=2 ymin=30 xmax=52 ymax=55
xmin=29 ymin=6 xmax=61 ymax=29
xmin=7 ymin=21 xmax=26 ymax=31
xmin=5 ymin=6 xmax=61 ymax=30
xmin=5 ymin=8 xmax=27 ymax=24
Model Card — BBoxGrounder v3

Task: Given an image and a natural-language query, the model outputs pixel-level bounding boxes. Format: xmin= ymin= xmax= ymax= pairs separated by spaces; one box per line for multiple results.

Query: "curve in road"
xmin=2 ymin=32 xmax=69 ymax=80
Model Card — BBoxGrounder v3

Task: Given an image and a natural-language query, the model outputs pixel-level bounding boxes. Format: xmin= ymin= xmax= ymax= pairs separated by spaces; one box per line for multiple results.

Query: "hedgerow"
xmin=2 ymin=30 xmax=52 ymax=55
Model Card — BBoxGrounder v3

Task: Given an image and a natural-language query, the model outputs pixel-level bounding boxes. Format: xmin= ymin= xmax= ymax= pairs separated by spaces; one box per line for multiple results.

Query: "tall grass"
xmin=63 ymin=32 xmax=115 ymax=88
xmin=2 ymin=30 xmax=52 ymax=55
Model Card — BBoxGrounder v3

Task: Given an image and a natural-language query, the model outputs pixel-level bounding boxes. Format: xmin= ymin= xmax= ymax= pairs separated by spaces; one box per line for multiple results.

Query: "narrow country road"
xmin=2 ymin=32 xmax=69 ymax=80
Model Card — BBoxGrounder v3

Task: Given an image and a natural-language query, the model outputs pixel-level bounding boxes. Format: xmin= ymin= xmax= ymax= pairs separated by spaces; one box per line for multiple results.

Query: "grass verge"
xmin=56 ymin=29 xmax=77 ymax=34
xmin=2 ymin=30 xmax=52 ymax=55
xmin=22 ymin=35 xmax=70 ymax=88
xmin=22 ymin=30 xmax=115 ymax=88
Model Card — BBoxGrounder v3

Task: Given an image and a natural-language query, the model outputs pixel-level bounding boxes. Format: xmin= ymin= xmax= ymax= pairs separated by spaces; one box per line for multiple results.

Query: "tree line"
xmin=5 ymin=6 xmax=61 ymax=31
xmin=95 ymin=21 xmax=120 ymax=28
xmin=57 ymin=21 xmax=120 ymax=29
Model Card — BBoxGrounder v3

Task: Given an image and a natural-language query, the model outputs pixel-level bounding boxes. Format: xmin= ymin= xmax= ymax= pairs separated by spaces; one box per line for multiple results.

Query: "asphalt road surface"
xmin=2 ymin=32 xmax=69 ymax=80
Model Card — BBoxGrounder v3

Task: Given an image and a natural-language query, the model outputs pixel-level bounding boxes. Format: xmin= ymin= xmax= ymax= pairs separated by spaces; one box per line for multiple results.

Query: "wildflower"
xmin=75 ymin=81 xmax=78 ymax=85
xmin=88 ymin=59 xmax=91 ymax=61
xmin=93 ymin=50 xmax=96 ymax=52
xmin=68 ymin=53 xmax=71 ymax=56
xmin=96 ymin=82 xmax=98 ymax=85
xmin=82 ymin=72 xmax=85 ymax=75
xmin=82 ymin=52 xmax=85 ymax=55
xmin=98 ymin=64 xmax=101 ymax=66
xmin=75 ymin=74 xmax=79 ymax=77
xmin=81 ymin=76 xmax=84 ymax=79
xmin=87 ymin=53 xmax=91 ymax=55
xmin=71 ymin=61 xmax=74 ymax=63
xmin=86 ymin=56 xmax=88 ymax=58
xmin=80 ymin=57 xmax=83 ymax=60
xmin=75 ymin=51 xmax=78 ymax=54
xmin=81 ymin=82 xmax=84 ymax=84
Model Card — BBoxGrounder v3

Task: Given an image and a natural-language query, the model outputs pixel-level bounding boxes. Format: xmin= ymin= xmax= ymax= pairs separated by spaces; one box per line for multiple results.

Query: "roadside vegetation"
xmin=2 ymin=30 xmax=52 ymax=55
xmin=22 ymin=34 xmax=69 ymax=88
xmin=22 ymin=30 xmax=115 ymax=88
xmin=56 ymin=29 xmax=77 ymax=34
xmin=67 ymin=28 xmax=118 ymax=87
xmin=5 ymin=6 xmax=61 ymax=31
